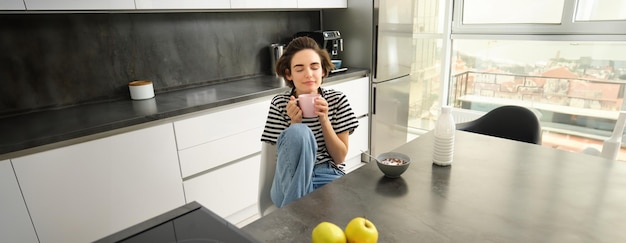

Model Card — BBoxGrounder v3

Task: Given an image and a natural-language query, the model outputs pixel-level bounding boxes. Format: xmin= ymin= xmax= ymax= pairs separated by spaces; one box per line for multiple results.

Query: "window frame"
xmin=451 ymin=0 xmax=626 ymax=36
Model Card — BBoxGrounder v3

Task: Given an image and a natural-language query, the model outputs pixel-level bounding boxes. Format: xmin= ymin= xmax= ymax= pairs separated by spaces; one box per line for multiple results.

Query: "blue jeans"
xmin=270 ymin=124 xmax=345 ymax=208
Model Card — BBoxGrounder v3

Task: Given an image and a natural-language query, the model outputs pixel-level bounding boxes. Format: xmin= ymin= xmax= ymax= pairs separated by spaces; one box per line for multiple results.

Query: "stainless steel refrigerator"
xmin=370 ymin=0 xmax=415 ymax=156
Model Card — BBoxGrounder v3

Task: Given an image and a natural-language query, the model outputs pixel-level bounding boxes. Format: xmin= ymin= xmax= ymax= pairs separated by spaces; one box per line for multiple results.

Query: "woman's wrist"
xmin=290 ymin=117 xmax=303 ymax=124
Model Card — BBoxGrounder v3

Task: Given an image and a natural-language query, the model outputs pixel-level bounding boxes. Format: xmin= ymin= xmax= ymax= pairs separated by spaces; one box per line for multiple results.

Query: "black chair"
xmin=456 ymin=105 xmax=542 ymax=144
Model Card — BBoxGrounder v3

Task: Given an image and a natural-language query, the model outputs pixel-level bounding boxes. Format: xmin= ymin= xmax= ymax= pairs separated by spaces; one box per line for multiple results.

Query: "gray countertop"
xmin=1 ymin=69 xmax=368 ymax=159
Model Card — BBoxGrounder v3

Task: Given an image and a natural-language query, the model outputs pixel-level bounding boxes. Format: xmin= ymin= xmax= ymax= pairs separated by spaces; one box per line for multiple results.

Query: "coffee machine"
xmin=294 ymin=30 xmax=344 ymax=61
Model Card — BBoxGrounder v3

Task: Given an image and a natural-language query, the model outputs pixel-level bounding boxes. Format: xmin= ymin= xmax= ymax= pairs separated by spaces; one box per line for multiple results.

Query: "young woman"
xmin=260 ymin=37 xmax=359 ymax=208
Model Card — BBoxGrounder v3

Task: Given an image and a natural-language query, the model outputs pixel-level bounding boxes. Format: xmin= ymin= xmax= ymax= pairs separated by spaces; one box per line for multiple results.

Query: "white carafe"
xmin=433 ymin=106 xmax=455 ymax=166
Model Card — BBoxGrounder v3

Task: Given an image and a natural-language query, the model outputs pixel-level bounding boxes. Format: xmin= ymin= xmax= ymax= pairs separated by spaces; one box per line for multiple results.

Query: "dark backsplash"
xmin=0 ymin=11 xmax=320 ymax=117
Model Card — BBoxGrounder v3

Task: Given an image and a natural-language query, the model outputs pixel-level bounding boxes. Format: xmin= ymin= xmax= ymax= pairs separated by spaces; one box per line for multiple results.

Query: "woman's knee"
xmin=282 ymin=124 xmax=312 ymax=138
xmin=278 ymin=124 xmax=314 ymax=146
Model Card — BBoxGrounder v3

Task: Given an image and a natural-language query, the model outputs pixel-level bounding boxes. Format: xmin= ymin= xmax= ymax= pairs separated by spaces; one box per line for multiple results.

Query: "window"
xmin=439 ymin=0 xmax=626 ymax=160
xmin=462 ymin=0 xmax=564 ymax=24
xmin=405 ymin=0 xmax=450 ymax=136
xmin=450 ymin=39 xmax=626 ymax=140
xmin=452 ymin=0 xmax=626 ymax=35
xmin=576 ymin=0 xmax=626 ymax=21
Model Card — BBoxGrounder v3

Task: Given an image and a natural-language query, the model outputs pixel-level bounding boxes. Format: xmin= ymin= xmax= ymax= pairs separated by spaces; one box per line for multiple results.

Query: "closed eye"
xmin=293 ymin=64 xmax=304 ymax=72
xmin=292 ymin=62 xmax=320 ymax=72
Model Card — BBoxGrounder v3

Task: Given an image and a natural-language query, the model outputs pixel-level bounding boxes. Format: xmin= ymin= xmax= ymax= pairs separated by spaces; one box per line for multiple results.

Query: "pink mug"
xmin=298 ymin=94 xmax=320 ymax=118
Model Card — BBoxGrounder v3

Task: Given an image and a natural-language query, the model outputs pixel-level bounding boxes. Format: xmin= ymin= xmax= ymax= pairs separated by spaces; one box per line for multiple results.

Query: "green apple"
xmin=344 ymin=217 xmax=378 ymax=243
xmin=312 ymin=221 xmax=347 ymax=243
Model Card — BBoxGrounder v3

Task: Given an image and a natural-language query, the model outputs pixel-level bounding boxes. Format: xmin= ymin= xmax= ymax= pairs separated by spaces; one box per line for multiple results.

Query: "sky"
xmin=454 ymin=40 xmax=626 ymax=65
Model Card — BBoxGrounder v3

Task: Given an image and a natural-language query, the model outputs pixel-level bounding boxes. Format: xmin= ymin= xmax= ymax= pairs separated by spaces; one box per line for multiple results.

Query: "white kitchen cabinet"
xmin=135 ymin=0 xmax=230 ymax=9
xmin=174 ymin=97 xmax=270 ymax=225
xmin=184 ymin=154 xmax=261 ymax=224
xmin=344 ymin=116 xmax=369 ymax=172
xmin=324 ymin=76 xmax=370 ymax=172
xmin=324 ymin=76 xmax=369 ymax=118
xmin=24 ymin=0 xmax=135 ymax=10
xmin=231 ymin=0 xmax=347 ymax=9
xmin=230 ymin=0 xmax=297 ymax=9
xmin=178 ymin=127 xmax=263 ymax=178
xmin=0 ymin=160 xmax=38 ymax=243
xmin=298 ymin=0 xmax=347 ymax=9
xmin=12 ymin=123 xmax=185 ymax=243
xmin=20 ymin=0 xmax=347 ymax=11
xmin=174 ymin=98 xmax=268 ymax=151
xmin=174 ymin=98 xmax=268 ymax=177
xmin=0 ymin=0 xmax=26 ymax=10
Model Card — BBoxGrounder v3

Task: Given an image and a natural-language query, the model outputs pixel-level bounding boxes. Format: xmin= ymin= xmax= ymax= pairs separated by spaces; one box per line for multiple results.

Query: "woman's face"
xmin=286 ymin=49 xmax=323 ymax=96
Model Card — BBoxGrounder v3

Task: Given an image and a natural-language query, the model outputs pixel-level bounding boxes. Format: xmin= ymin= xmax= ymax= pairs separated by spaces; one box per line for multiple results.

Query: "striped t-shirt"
xmin=261 ymin=87 xmax=359 ymax=168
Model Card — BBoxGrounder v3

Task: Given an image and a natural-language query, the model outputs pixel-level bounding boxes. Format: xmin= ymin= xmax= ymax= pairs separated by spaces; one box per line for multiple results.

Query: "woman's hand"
xmin=314 ymin=96 xmax=329 ymax=121
xmin=287 ymin=96 xmax=303 ymax=124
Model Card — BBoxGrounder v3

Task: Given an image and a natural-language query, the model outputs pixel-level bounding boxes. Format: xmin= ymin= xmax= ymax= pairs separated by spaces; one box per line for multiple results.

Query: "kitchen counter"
xmin=0 ymin=69 xmax=368 ymax=160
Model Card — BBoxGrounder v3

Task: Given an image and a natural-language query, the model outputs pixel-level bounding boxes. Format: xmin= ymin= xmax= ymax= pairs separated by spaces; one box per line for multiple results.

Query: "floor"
xmin=236 ymin=213 xmax=260 ymax=228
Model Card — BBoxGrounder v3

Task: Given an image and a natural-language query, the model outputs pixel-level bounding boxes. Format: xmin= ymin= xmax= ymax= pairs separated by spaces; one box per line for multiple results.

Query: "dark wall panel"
xmin=0 ymin=12 xmax=319 ymax=116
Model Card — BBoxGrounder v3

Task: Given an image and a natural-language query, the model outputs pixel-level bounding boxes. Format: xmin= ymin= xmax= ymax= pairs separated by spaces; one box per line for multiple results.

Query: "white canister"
xmin=128 ymin=80 xmax=155 ymax=100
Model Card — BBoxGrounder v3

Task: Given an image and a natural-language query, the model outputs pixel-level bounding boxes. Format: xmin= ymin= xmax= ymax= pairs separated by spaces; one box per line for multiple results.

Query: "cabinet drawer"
xmin=231 ymin=0 xmax=297 ymax=9
xmin=179 ymin=127 xmax=263 ymax=178
xmin=174 ymin=100 xmax=269 ymax=150
xmin=325 ymin=77 xmax=369 ymax=117
xmin=25 ymin=0 xmax=135 ymax=10
xmin=135 ymin=0 xmax=230 ymax=9
xmin=344 ymin=117 xmax=368 ymax=172
xmin=298 ymin=0 xmax=347 ymax=8
xmin=183 ymin=155 xmax=260 ymax=221
xmin=347 ymin=117 xmax=369 ymax=159
xmin=0 ymin=0 xmax=25 ymax=10
xmin=1 ymin=160 xmax=38 ymax=243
